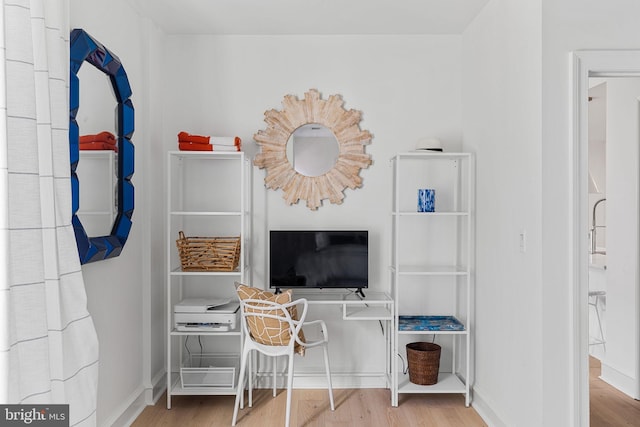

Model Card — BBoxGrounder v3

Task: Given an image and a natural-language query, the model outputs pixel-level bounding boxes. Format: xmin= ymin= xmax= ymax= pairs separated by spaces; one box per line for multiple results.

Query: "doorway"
xmin=587 ymin=79 xmax=607 ymax=365
xmin=573 ymin=51 xmax=640 ymax=426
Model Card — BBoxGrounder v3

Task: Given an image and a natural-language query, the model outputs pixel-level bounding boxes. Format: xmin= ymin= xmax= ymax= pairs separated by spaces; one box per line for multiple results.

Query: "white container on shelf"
xmin=180 ymin=353 xmax=239 ymax=388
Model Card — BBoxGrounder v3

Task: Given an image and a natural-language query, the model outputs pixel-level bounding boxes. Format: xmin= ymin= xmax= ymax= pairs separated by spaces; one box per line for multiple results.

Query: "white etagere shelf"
xmin=390 ymin=151 xmax=474 ymax=407
xmin=76 ymin=150 xmax=117 ymax=236
xmin=169 ymin=382 xmax=237 ymax=396
xmin=166 ymin=150 xmax=250 ymax=409
xmin=393 ymin=211 xmax=469 ymax=216
xmin=397 ymin=372 xmax=466 ymax=393
xmin=169 ymin=268 xmax=244 ymax=276
xmin=169 ymin=328 xmax=242 ymax=336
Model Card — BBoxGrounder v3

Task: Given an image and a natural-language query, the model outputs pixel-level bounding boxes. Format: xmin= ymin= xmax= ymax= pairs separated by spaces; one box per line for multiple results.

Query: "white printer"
xmin=174 ymin=298 xmax=240 ymax=332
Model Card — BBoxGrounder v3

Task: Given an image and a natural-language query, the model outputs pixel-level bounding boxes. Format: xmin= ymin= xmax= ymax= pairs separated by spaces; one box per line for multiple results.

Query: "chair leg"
xmin=285 ymin=354 xmax=295 ymax=427
xmin=272 ymin=356 xmax=278 ymax=397
xmin=248 ymin=352 xmax=253 ymax=408
xmin=232 ymin=346 xmax=251 ymax=426
xmin=322 ymin=344 xmax=335 ymax=411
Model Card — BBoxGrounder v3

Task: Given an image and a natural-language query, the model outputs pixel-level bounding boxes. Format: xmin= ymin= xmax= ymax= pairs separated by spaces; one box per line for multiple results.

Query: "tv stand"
xmin=355 ymin=288 xmax=366 ymax=299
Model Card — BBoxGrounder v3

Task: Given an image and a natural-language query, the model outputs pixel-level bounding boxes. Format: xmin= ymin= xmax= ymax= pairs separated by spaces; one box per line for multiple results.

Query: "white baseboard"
xmin=600 ymin=362 xmax=640 ymax=400
xmin=471 ymin=386 xmax=507 ymax=427
xmin=102 ymin=370 xmax=167 ymax=427
xmin=102 ymin=385 xmax=146 ymax=427
xmin=147 ymin=370 xmax=167 ymax=404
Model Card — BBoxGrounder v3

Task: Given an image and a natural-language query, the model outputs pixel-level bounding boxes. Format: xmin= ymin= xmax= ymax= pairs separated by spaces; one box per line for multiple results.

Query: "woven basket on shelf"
xmin=406 ymin=342 xmax=441 ymax=385
xmin=176 ymin=231 xmax=241 ymax=272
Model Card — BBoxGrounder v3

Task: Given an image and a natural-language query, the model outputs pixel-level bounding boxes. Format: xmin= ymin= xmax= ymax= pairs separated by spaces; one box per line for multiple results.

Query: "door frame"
xmin=571 ymin=50 xmax=640 ymax=426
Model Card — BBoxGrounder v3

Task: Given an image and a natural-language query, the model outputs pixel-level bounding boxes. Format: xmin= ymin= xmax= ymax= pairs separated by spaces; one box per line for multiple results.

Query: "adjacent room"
xmin=3 ymin=1 xmax=640 ymax=426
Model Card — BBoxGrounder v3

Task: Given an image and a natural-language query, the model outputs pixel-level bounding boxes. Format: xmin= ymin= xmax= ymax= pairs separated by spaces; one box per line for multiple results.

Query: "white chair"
xmin=232 ymin=297 xmax=335 ymax=427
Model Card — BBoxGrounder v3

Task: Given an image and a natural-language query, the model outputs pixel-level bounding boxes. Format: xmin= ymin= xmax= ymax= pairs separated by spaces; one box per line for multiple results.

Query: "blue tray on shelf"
xmin=398 ymin=315 xmax=465 ymax=331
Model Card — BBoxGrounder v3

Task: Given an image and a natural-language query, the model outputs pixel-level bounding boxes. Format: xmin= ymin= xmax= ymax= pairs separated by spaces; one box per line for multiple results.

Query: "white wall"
xmin=161 ymin=34 xmax=462 ymax=381
xmin=142 ymin=18 xmax=167 ymax=407
xmin=542 ymin=0 xmax=640 ymax=424
xmin=462 ymin=1 xmax=542 ymax=426
xmin=66 ymin=1 xmax=640 ymax=424
xmin=600 ymin=78 xmax=640 ymax=397
xmin=70 ymin=1 xmax=165 ymax=425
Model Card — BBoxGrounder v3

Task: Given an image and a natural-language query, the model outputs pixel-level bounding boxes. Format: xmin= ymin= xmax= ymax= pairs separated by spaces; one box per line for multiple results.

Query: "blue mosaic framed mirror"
xmin=69 ymin=29 xmax=134 ymax=264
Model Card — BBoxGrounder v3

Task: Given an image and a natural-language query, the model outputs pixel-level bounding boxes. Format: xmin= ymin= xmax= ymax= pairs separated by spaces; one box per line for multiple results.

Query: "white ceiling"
xmin=128 ymin=0 xmax=490 ymax=35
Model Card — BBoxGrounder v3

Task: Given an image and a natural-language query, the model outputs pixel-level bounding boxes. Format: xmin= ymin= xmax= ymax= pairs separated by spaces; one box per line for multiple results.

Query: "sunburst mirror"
xmin=254 ymin=89 xmax=372 ymax=210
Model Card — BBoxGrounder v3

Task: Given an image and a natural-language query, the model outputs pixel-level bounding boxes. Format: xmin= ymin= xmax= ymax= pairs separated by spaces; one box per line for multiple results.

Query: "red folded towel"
xmin=178 ymin=131 xmax=210 ymax=144
xmin=80 ymin=131 xmax=116 ymax=144
xmin=79 ymin=141 xmax=118 ymax=152
xmin=179 ymin=142 xmax=213 ymax=151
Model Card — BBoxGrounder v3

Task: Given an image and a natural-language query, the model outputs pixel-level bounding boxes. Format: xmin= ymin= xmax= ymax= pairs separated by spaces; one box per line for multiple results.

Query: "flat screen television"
xmin=269 ymin=230 xmax=368 ymax=294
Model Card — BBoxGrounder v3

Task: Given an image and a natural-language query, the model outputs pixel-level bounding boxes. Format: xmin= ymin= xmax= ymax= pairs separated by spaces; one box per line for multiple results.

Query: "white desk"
xmin=287 ymin=290 xmax=394 ymax=389
xmin=293 ymin=290 xmax=394 ymax=320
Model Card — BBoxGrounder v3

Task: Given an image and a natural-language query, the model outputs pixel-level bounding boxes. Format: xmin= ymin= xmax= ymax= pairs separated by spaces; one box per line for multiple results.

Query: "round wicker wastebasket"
xmin=406 ymin=342 xmax=441 ymax=385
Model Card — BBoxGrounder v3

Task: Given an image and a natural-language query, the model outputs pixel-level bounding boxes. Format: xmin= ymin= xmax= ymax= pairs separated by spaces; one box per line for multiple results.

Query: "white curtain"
xmin=0 ymin=1 xmax=99 ymax=426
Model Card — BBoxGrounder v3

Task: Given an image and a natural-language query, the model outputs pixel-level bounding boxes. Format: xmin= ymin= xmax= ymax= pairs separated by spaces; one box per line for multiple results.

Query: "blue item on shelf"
xmin=398 ymin=315 xmax=465 ymax=331
xmin=417 ymin=188 xmax=435 ymax=212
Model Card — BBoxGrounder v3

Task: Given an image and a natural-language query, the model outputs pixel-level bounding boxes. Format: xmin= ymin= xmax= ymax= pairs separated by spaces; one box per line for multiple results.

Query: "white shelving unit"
xmin=166 ymin=151 xmax=250 ymax=409
xmin=76 ymin=150 xmax=117 ymax=236
xmin=390 ymin=152 xmax=474 ymax=407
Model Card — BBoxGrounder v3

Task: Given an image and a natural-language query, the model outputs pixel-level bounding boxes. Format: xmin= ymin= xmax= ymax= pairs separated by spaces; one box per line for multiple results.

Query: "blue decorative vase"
xmin=418 ymin=189 xmax=435 ymax=212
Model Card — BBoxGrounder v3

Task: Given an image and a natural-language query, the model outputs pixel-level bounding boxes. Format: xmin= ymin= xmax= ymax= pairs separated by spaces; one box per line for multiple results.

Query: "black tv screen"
xmin=269 ymin=230 xmax=369 ymax=291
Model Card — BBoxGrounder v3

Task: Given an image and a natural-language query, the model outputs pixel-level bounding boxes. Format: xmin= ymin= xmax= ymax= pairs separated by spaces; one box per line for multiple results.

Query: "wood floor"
xmin=131 ymin=359 xmax=639 ymax=426
xmin=590 ymin=356 xmax=640 ymax=427
xmin=132 ymin=388 xmax=487 ymax=427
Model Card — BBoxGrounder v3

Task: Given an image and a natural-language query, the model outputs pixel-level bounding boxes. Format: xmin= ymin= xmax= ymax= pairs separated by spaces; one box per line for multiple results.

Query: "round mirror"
xmin=286 ymin=124 xmax=339 ymax=176
xmin=254 ymin=89 xmax=372 ymax=210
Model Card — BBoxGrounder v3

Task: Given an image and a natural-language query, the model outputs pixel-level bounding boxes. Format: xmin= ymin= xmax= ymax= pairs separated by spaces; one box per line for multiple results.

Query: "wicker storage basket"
xmin=176 ymin=231 xmax=241 ymax=272
xmin=406 ymin=342 xmax=441 ymax=385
